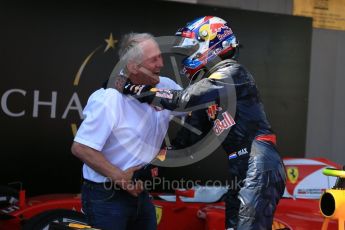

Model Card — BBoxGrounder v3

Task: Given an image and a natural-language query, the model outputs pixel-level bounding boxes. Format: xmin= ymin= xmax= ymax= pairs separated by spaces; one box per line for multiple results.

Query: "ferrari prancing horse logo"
xmin=287 ymin=167 xmax=299 ymax=184
xmin=155 ymin=205 xmax=163 ymax=225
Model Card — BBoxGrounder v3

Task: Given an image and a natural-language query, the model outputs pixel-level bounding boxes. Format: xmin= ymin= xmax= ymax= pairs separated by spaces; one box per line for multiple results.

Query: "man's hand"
xmin=115 ymin=165 xmax=144 ymax=197
xmin=71 ymin=143 xmax=145 ymax=196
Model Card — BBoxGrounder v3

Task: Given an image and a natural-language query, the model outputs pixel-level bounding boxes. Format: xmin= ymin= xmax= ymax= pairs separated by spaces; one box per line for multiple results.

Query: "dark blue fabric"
xmin=171 ymin=60 xmax=287 ymax=229
xmin=225 ymin=140 xmax=286 ymax=230
xmin=81 ymin=182 xmax=156 ymax=230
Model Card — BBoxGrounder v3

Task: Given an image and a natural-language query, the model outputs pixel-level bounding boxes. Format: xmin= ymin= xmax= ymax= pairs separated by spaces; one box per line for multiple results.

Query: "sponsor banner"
xmin=1 ymin=1 xmax=312 ymax=195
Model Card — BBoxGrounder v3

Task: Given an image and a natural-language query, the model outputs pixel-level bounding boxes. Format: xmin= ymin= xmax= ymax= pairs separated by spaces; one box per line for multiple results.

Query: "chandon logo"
xmin=0 ymin=33 xmax=118 ymax=135
xmin=1 ymin=89 xmax=83 ymax=119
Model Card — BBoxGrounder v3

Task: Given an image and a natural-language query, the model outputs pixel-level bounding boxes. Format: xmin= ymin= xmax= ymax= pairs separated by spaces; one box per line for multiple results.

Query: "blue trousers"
xmin=81 ymin=181 xmax=157 ymax=230
xmin=226 ymin=140 xmax=286 ymax=230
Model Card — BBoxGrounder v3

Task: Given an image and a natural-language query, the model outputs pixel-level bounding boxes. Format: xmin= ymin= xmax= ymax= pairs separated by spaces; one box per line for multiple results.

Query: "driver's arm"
xmin=123 ymin=78 xmax=222 ymax=111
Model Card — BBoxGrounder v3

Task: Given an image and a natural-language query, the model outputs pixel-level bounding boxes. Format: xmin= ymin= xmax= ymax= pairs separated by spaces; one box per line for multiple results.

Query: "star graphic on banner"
xmin=104 ymin=33 xmax=117 ymax=52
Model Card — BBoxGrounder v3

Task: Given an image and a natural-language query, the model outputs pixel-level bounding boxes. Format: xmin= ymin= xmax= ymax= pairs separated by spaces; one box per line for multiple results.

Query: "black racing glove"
xmin=123 ymin=81 xmax=184 ymax=110
xmin=123 ymin=79 xmax=223 ymax=111
xmin=123 ymin=82 xmax=155 ymax=103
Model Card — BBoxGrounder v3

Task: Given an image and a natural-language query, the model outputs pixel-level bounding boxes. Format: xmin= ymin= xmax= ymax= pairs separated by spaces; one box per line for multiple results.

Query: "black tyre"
xmin=0 ymin=185 xmax=19 ymax=208
xmin=22 ymin=209 xmax=87 ymax=230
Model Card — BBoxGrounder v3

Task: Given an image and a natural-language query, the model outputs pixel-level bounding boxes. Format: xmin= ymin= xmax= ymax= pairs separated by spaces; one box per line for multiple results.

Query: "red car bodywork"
xmin=0 ymin=158 xmax=341 ymax=230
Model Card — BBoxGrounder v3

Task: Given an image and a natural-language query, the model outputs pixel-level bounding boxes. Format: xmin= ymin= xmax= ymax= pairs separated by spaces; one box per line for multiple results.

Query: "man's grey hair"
xmin=118 ymin=32 xmax=155 ymax=64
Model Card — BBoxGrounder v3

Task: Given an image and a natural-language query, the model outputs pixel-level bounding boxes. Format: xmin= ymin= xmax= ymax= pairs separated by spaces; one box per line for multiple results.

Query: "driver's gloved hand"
xmin=122 ymin=78 xmax=223 ymax=111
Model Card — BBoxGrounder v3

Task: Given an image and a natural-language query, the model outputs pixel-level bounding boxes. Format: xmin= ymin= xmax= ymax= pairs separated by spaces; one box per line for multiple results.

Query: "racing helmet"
xmin=174 ymin=16 xmax=238 ymax=79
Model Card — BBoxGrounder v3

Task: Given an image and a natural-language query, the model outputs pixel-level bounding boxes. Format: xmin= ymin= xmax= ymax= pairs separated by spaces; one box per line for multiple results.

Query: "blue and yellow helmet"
xmin=174 ymin=16 xmax=238 ymax=79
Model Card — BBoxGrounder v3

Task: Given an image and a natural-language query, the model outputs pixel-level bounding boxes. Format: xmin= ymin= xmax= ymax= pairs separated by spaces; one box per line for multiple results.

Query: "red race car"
xmin=0 ymin=158 xmax=342 ymax=230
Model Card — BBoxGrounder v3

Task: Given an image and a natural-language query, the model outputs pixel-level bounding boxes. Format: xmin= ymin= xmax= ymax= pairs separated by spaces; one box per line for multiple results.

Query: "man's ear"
xmin=127 ymin=61 xmax=139 ymax=74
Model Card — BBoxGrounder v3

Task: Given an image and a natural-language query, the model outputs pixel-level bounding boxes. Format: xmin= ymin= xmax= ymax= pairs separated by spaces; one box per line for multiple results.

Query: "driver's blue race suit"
xmin=123 ymin=59 xmax=287 ymax=230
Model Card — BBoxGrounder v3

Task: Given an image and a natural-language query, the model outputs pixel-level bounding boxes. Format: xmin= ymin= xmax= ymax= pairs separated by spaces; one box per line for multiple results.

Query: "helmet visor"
xmin=171 ymin=37 xmax=199 ymax=56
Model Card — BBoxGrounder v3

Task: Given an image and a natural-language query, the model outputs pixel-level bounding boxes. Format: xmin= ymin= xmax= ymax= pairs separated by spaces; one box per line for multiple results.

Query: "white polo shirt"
xmin=74 ymin=77 xmax=181 ymax=182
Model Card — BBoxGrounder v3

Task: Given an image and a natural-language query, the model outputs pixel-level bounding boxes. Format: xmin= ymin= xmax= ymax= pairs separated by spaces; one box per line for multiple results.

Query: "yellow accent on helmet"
xmin=199 ymin=24 xmax=217 ymax=41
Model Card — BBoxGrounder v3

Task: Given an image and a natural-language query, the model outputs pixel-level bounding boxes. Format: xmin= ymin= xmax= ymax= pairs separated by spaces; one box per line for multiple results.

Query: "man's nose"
xmin=156 ymin=56 xmax=163 ymax=68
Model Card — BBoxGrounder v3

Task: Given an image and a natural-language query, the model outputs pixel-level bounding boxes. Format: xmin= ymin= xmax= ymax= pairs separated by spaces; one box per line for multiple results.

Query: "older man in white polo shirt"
xmin=71 ymin=33 xmax=181 ymax=230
